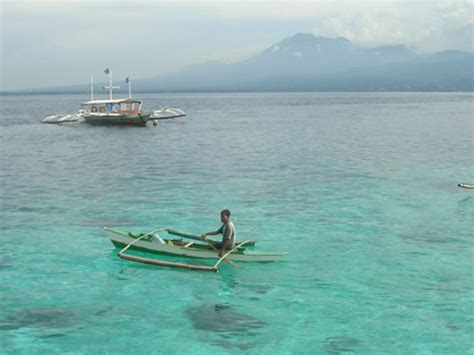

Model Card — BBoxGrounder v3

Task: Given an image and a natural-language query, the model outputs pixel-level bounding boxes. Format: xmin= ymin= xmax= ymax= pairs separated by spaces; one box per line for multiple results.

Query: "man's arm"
xmin=200 ymin=226 xmax=223 ymax=240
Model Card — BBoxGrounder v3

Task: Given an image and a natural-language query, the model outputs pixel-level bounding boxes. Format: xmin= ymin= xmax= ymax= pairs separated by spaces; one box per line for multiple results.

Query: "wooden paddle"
xmin=167 ymin=228 xmax=256 ymax=247
xmin=202 ymin=237 xmax=241 ymax=269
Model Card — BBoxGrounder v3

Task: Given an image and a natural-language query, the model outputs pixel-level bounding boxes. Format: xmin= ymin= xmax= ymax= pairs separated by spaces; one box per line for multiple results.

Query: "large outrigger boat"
xmin=41 ymin=69 xmax=185 ymax=126
xmin=81 ymin=70 xmax=151 ymax=126
xmin=105 ymin=227 xmax=287 ymax=272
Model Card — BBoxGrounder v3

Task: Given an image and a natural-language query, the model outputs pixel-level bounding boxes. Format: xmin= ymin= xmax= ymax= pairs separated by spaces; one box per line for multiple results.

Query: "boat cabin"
xmin=82 ymin=98 xmax=143 ymax=115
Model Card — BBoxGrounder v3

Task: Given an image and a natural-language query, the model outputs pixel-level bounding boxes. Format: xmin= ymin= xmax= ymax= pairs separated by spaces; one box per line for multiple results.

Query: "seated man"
xmin=200 ymin=209 xmax=236 ymax=257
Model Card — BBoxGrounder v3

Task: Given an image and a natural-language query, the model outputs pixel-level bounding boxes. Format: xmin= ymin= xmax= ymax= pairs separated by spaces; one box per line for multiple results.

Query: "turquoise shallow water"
xmin=0 ymin=93 xmax=473 ymax=354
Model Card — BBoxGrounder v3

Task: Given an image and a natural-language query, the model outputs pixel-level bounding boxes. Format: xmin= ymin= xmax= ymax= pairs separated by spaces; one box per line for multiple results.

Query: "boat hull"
xmin=83 ymin=112 xmax=151 ymax=126
xmin=105 ymin=227 xmax=286 ymax=262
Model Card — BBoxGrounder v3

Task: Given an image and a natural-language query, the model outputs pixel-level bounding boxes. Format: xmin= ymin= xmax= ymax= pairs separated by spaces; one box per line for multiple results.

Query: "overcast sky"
xmin=1 ymin=0 xmax=473 ymax=90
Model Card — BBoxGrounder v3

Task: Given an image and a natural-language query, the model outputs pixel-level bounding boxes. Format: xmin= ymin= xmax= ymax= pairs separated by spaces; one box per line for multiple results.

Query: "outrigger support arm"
xmin=213 ymin=240 xmax=253 ymax=269
xmin=118 ymin=227 xmax=168 ymax=255
xmin=203 ymin=238 xmax=241 ymax=269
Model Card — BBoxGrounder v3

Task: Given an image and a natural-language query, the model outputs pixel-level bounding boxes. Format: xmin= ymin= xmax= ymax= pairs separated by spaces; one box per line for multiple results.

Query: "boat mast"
xmin=126 ymin=77 xmax=132 ymax=99
xmin=90 ymin=76 xmax=94 ymax=100
xmin=108 ymin=70 xmax=113 ymax=99
xmin=103 ymin=68 xmax=120 ymax=100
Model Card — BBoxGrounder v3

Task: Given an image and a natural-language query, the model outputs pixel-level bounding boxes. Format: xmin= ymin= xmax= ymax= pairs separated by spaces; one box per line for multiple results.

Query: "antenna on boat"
xmin=90 ymin=76 xmax=94 ymax=100
xmin=126 ymin=76 xmax=132 ymax=99
xmin=103 ymin=68 xmax=120 ymax=100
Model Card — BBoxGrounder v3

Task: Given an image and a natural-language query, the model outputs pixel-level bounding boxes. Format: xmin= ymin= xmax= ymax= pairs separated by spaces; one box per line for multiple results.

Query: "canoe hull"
xmin=105 ymin=227 xmax=286 ymax=262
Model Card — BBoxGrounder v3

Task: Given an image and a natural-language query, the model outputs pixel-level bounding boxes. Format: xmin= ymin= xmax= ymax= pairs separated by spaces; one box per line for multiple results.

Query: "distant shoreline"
xmin=1 ymin=89 xmax=474 ymax=96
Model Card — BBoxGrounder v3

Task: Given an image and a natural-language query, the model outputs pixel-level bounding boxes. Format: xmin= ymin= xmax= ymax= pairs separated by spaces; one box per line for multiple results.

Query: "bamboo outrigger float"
xmin=105 ymin=227 xmax=286 ymax=272
xmin=458 ymin=183 xmax=474 ymax=189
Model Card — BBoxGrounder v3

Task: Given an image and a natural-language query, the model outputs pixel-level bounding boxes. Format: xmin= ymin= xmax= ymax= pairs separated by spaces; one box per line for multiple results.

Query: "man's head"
xmin=220 ymin=209 xmax=231 ymax=223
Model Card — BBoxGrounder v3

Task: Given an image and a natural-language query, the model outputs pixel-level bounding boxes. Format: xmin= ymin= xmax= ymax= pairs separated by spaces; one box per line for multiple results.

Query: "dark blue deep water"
xmin=1 ymin=93 xmax=473 ymax=353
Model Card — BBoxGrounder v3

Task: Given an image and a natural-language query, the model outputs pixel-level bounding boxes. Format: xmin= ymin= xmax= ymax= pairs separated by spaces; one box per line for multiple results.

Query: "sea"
xmin=0 ymin=92 xmax=473 ymax=354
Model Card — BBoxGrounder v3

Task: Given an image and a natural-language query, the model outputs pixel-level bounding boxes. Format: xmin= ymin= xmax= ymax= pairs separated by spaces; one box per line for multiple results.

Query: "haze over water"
xmin=1 ymin=92 xmax=473 ymax=353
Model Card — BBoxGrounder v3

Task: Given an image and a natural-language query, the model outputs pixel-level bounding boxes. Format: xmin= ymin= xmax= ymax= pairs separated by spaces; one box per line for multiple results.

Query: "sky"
xmin=1 ymin=0 xmax=473 ymax=91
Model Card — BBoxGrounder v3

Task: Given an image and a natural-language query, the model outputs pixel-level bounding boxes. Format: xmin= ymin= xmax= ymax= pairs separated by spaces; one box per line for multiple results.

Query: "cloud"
xmin=1 ymin=0 xmax=473 ymax=90
xmin=311 ymin=0 xmax=473 ymax=51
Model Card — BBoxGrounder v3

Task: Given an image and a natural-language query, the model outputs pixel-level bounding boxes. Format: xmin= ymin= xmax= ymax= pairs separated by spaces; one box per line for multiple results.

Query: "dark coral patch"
xmin=323 ymin=336 xmax=361 ymax=354
xmin=186 ymin=304 xmax=266 ymax=334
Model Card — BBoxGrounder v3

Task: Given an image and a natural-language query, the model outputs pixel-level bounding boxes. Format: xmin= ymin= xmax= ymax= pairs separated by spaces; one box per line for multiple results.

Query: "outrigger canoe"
xmin=105 ymin=227 xmax=287 ymax=272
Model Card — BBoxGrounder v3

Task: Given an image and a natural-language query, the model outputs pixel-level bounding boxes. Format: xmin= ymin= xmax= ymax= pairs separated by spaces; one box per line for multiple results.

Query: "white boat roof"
xmin=82 ymin=98 xmax=142 ymax=105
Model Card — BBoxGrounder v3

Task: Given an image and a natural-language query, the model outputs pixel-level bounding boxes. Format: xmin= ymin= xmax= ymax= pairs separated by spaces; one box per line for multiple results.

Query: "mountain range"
xmin=10 ymin=33 xmax=474 ymax=93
